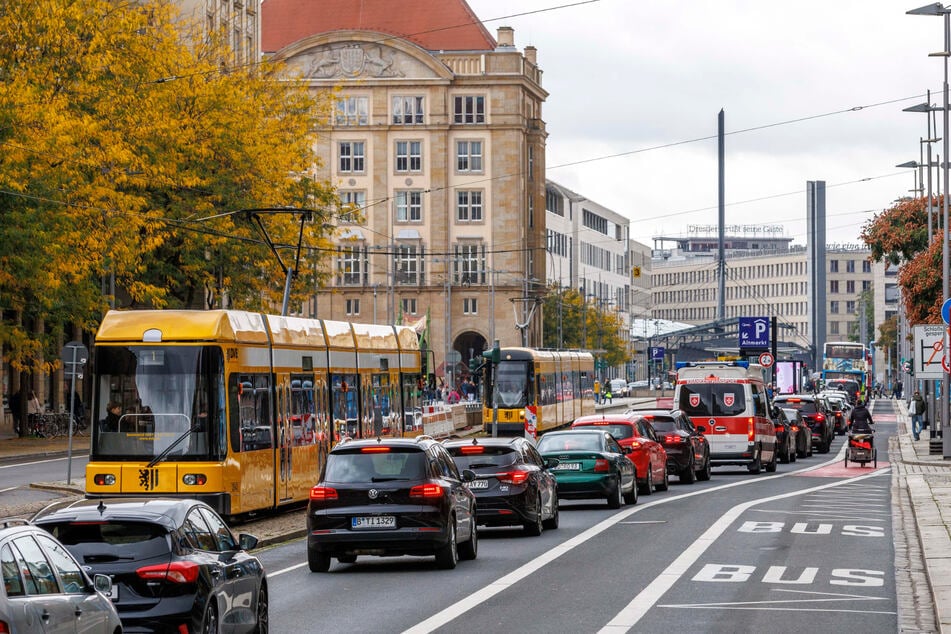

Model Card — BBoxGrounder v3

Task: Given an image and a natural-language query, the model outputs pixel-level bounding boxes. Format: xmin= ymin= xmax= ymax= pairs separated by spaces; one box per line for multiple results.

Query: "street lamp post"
xmin=902 ymin=93 xmax=941 ymax=241
xmin=909 ymin=2 xmax=951 ymax=457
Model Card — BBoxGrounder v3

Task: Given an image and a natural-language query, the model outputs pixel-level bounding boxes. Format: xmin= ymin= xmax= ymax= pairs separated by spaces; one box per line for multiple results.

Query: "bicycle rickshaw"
xmin=844 ymin=432 xmax=876 ymax=468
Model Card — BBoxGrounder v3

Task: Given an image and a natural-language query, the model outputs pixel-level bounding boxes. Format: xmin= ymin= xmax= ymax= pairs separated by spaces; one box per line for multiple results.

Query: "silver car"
xmin=0 ymin=518 xmax=122 ymax=633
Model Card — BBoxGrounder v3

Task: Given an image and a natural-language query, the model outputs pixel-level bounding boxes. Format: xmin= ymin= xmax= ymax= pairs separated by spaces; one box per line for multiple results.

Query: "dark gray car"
xmin=0 ymin=518 xmax=121 ymax=633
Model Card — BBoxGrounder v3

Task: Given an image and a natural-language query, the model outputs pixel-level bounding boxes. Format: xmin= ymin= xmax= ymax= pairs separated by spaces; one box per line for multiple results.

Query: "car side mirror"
xmin=238 ymin=533 xmax=259 ymax=551
xmin=696 ymin=425 xmax=706 ymax=434
xmin=461 ymin=469 xmax=476 ymax=482
xmin=621 ymin=446 xmax=632 ymax=454
xmin=93 ymin=573 xmax=113 ymax=596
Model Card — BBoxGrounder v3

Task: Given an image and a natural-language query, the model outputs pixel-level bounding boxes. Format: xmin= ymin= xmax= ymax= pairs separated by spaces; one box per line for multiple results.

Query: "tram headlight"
xmin=94 ymin=474 xmax=116 ymax=486
xmin=182 ymin=473 xmax=207 ymax=486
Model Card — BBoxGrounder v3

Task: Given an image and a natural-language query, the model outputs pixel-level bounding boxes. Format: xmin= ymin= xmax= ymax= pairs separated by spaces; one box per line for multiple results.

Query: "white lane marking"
xmin=402 ymin=453 xmax=862 ymax=634
xmin=0 ymin=486 xmax=18 ymax=494
xmin=0 ymin=456 xmax=75 ymax=469
xmin=270 ymin=562 xmax=307 ymax=577
xmin=598 ymin=469 xmax=888 ymax=633
xmin=660 ymin=588 xmax=889 ymax=608
xmin=619 ymin=520 xmax=666 ymax=524
xmin=659 ymin=606 xmax=896 ymax=615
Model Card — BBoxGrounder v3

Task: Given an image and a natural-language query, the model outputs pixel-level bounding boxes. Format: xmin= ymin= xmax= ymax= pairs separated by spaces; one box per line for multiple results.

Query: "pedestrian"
xmin=894 ymin=382 xmax=903 ymax=401
xmin=8 ymin=388 xmax=22 ymax=436
xmin=605 ymin=388 xmax=612 ymax=405
xmin=910 ymin=390 xmax=925 ymax=441
xmin=26 ymin=390 xmax=41 ymax=416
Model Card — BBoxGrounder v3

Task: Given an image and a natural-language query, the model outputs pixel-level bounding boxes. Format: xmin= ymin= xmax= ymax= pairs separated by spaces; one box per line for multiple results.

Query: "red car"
xmin=571 ymin=414 xmax=669 ymax=494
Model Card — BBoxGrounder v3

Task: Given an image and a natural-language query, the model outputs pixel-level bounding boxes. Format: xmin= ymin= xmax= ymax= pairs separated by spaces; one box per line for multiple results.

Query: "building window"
xmin=862 ymin=280 xmax=871 ymax=291
xmin=528 ymin=145 xmax=534 ymax=182
xmin=453 ymin=95 xmax=485 ymax=124
xmin=336 ymin=246 xmax=368 ymax=286
xmin=346 ymin=299 xmax=360 ymax=316
xmin=401 ymin=298 xmax=417 ymax=315
xmin=456 ymin=140 xmax=483 ymax=173
xmin=846 ymin=280 xmax=855 ymax=293
xmin=338 ymin=190 xmax=366 ymax=223
xmin=830 ymin=321 xmax=840 ymax=335
xmin=830 ymin=260 xmax=839 ymax=273
xmin=394 ymin=244 xmax=424 ymax=285
xmin=862 ymin=260 xmax=872 ymax=273
xmin=463 ymin=298 xmax=477 ymax=314
xmin=830 ymin=301 xmax=839 ymax=314
xmin=395 ymin=191 xmax=423 ymax=222
xmin=846 ymin=260 xmax=855 ymax=273
xmin=392 ymin=96 xmax=424 ymax=124
xmin=395 ymin=140 xmax=422 ymax=173
xmin=830 ymin=280 xmax=839 ymax=294
xmin=454 ymin=243 xmax=486 ymax=285
xmin=456 ymin=190 xmax=483 ymax=222
xmin=846 ymin=300 xmax=856 ymax=313
xmin=338 ymin=141 xmax=365 ymax=173
xmin=336 ymin=96 xmax=368 ymax=126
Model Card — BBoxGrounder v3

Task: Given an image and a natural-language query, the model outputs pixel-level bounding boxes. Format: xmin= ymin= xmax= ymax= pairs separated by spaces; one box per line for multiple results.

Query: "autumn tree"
xmin=860 ymin=196 xmax=941 ymax=325
xmin=0 ymin=0 xmax=336 ymax=376
xmin=541 ymin=286 xmax=631 ymax=368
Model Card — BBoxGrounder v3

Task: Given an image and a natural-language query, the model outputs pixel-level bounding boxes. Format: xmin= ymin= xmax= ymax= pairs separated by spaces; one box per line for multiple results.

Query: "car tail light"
xmin=309 ymin=486 xmax=338 ymax=501
xmin=460 ymin=445 xmax=484 ymax=454
xmin=594 ymin=459 xmax=610 ymax=472
xmin=774 ymin=426 xmax=784 ymax=434
xmin=791 ymin=425 xmax=800 ymax=432
xmin=182 ymin=473 xmax=207 ymax=486
xmin=497 ymin=471 xmax=530 ymax=485
xmin=629 ymin=440 xmax=643 ymax=449
xmin=361 ymin=446 xmax=391 ymax=453
xmin=93 ymin=474 xmax=116 ymax=486
xmin=410 ymin=484 xmax=444 ymax=499
xmin=0 ymin=621 xmax=9 ymax=634
xmin=748 ymin=419 xmax=755 ymax=441
xmin=136 ymin=561 xmax=200 ymax=584
xmin=815 ymin=413 xmax=825 ymax=422
xmin=664 ymin=435 xmax=683 ymax=444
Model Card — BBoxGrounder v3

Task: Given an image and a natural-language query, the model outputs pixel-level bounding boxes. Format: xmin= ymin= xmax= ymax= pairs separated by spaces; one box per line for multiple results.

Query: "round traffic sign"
xmin=758 ymin=352 xmax=775 ymax=368
xmin=943 ymin=298 xmax=951 ymax=325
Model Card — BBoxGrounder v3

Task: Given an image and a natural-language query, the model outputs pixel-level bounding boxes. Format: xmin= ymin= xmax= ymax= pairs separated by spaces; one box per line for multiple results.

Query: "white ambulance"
xmin=673 ymin=360 xmax=777 ymax=474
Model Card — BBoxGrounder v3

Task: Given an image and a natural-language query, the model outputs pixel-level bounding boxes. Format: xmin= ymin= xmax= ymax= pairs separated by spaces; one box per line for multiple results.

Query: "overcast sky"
xmin=467 ymin=0 xmax=941 ymax=248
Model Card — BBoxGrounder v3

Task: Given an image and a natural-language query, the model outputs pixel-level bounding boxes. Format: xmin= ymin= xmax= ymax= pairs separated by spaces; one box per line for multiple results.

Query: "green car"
xmin=537 ymin=429 xmax=637 ymax=509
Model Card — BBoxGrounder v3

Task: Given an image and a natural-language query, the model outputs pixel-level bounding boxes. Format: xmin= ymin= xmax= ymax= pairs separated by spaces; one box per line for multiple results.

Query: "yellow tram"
xmin=482 ymin=348 xmax=595 ymax=436
xmin=85 ymin=310 xmax=421 ymax=516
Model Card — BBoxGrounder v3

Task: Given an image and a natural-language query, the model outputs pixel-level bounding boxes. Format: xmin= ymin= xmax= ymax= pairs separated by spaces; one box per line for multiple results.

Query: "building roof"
xmin=261 ymin=0 xmax=497 ymax=54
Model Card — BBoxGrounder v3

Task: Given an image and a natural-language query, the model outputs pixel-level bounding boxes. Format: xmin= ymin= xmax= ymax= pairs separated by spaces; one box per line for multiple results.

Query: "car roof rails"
xmin=415 ymin=435 xmax=435 ymax=443
xmin=0 ymin=518 xmax=31 ymax=529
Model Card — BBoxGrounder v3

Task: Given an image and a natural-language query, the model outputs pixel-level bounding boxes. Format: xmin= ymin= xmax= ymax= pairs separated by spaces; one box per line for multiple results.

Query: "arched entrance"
xmin=454 ymin=331 xmax=488 ymax=377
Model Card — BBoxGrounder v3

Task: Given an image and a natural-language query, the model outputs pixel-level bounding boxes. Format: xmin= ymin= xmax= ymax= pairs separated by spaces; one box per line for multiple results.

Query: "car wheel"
xmin=680 ymin=456 xmax=697 ymax=484
xmin=607 ymin=476 xmax=623 ymax=509
xmin=748 ymin=447 xmax=762 ymax=474
xmin=765 ymin=448 xmax=777 ymax=472
xmin=623 ymin=475 xmax=638 ymax=504
xmin=254 ymin=584 xmax=268 ymax=634
xmin=656 ymin=464 xmax=669 ymax=491
xmin=789 ymin=444 xmax=797 ymax=463
xmin=543 ymin=495 xmax=560 ymax=530
xmin=435 ymin=518 xmax=458 ymax=569
xmin=779 ymin=441 xmax=789 ymax=464
xmin=696 ymin=453 xmax=712 ymax=481
xmin=640 ymin=466 xmax=655 ymax=495
xmin=337 ymin=554 xmax=357 ymax=564
xmin=202 ymin=601 xmax=219 ymax=634
xmin=308 ymin=549 xmax=331 ymax=573
xmin=524 ymin=495 xmax=543 ymax=536
xmin=459 ymin=516 xmax=478 ymax=560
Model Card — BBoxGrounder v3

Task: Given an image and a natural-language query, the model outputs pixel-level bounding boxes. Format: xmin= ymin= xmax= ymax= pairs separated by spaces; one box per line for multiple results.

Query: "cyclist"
xmin=849 ymin=399 xmax=875 ymax=445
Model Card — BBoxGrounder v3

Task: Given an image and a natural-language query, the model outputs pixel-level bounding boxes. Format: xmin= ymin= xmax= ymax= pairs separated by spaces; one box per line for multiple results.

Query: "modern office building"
xmin=261 ymin=0 xmax=548 ymax=385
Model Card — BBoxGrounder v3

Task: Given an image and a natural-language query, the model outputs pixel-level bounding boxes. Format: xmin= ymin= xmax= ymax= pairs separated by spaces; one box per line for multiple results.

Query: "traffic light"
xmin=468 ymin=357 xmax=479 ymax=373
xmin=482 ymin=341 xmax=500 ymax=364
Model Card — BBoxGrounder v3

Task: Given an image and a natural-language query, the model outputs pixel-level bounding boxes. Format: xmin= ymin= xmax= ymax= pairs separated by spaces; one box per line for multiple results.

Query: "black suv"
xmin=307 ymin=436 xmax=478 ymax=572
xmin=773 ymin=394 xmax=832 ymax=453
xmin=444 ymin=436 xmax=559 ymax=535
xmin=634 ymin=409 xmax=712 ymax=483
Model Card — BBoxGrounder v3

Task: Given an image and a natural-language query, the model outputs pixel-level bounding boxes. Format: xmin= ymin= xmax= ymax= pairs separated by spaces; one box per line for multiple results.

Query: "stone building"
xmin=261 ymin=0 xmax=548 ymax=385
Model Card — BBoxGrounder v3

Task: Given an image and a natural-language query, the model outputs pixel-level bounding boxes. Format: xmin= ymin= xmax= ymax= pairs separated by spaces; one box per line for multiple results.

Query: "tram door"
xmin=276 ymin=378 xmax=292 ymax=503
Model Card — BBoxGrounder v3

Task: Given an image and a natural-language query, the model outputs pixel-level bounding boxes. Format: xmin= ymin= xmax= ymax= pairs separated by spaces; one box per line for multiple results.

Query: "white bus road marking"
xmin=658 ymin=587 xmax=895 ymax=615
xmin=619 ymin=520 xmax=667 ymax=524
xmin=598 ymin=469 xmax=889 ymax=633
xmin=401 ymin=454 xmax=876 ymax=634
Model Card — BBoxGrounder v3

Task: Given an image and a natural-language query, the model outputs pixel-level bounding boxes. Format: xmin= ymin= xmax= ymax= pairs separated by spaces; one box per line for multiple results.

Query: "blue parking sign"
xmin=739 ymin=317 xmax=770 ymax=349
xmin=650 ymin=346 xmax=665 ymax=361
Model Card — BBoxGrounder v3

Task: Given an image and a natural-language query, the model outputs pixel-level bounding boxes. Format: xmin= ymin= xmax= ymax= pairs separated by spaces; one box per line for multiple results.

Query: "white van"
xmin=673 ymin=360 xmax=777 ymax=474
xmin=609 ymin=378 xmax=628 ymax=397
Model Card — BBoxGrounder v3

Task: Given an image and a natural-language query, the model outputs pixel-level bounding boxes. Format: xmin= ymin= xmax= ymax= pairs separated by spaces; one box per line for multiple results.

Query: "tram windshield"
xmin=493 ymin=360 xmax=530 ymax=409
xmin=92 ymin=345 xmax=224 ymax=460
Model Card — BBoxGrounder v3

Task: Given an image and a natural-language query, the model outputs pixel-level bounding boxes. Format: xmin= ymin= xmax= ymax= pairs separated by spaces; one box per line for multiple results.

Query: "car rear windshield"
xmin=446 ymin=446 xmax=518 ymax=470
xmin=778 ymin=400 xmax=818 ymax=414
xmin=325 ymin=448 xmax=427 ymax=482
xmin=646 ymin=417 xmax=676 ymax=432
xmin=572 ymin=423 xmax=633 ymax=439
xmin=678 ymin=384 xmax=747 ymax=417
xmin=537 ymin=433 xmax=603 ymax=452
xmin=39 ymin=520 xmax=171 ymax=560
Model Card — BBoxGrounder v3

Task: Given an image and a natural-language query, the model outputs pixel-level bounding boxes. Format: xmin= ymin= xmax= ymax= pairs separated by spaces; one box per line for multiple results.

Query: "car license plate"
xmin=351 ymin=516 xmax=396 ymax=529
xmin=466 ymin=479 xmax=489 ymax=489
xmin=556 ymin=462 xmax=581 ymax=471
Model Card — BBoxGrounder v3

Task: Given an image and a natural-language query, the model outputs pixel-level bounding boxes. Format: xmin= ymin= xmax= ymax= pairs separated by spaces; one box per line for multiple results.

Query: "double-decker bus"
xmin=85 ymin=309 xmax=421 ymax=517
xmin=821 ymin=341 xmax=870 ymax=399
xmin=481 ymin=348 xmax=595 ymax=436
